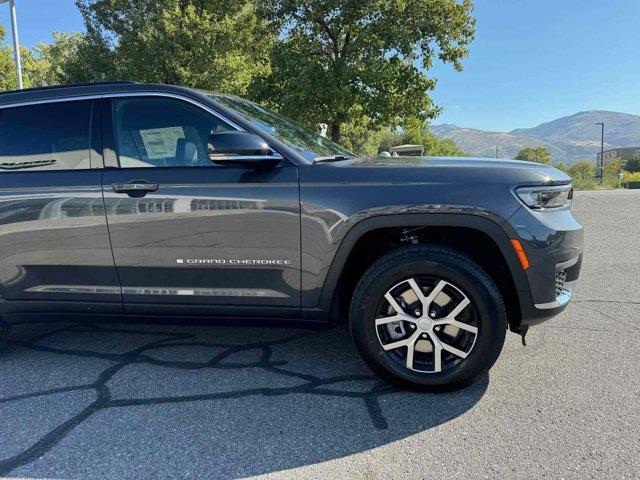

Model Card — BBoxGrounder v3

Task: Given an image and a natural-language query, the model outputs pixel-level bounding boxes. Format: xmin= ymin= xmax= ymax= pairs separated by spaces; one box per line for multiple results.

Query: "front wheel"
xmin=349 ymin=245 xmax=507 ymax=392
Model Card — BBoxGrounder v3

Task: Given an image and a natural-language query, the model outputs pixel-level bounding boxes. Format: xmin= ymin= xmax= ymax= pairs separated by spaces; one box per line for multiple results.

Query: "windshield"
xmin=207 ymin=94 xmax=354 ymax=162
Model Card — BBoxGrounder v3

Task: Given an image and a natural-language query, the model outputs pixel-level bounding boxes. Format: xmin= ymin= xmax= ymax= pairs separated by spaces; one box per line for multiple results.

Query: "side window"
xmin=113 ymin=97 xmax=234 ymax=168
xmin=0 ymin=100 xmax=92 ymax=172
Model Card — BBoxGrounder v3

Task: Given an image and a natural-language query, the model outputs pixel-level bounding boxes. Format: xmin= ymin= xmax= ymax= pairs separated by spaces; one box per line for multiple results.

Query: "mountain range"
xmin=431 ymin=110 xmax=640 ymax=163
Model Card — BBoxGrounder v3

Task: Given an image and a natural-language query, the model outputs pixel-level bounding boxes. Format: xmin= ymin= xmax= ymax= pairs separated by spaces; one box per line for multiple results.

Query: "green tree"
xmin=0 ymin=25 xmax=52 ymax=90
xmin=31 ymin=32 xmax=98 ymax=85
xmin=0 ymin=26 xmax=15 ymax=91
xmin=602 ymin=156 xmax=624 ymax=185
xmin=340 ymin=115 xmax=384 ymax=156
xmin=515 ymin=147 xmax=551 ymax=165
xmin=376 ymin=127 xmax=406 ymax=153
xmin=74 ymin=0 xmax=273 ymax=94
xmin=354 ymin=118 xmax=466 ymax=157
xmin=424 ymin=136 xmax=467 ymax=157
xmin=554 ymin=161 xmax=570 ymax=173
xmin=568 ymin=160 xmax=596 ymax=180
xmin=253 ymin=0 xmax=475 ymax=142
xmin=566 ymin=160 xmax=596 ymax=189
xmin=625 ymin=153 xmax=640 ymax=173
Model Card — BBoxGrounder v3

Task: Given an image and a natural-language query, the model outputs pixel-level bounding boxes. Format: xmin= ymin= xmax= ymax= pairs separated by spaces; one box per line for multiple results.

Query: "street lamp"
xmin=596 ymin=122 xmax=604 ymax=182
xmin=0 ymin=0 xmax=23 ymax=89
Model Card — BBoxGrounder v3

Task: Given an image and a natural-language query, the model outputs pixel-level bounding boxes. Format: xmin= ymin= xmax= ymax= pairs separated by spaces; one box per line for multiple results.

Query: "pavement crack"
xmin=0 ymin=323 xmax=397 ymax=476
xmin=572 ymin=303 xmax=640 ymax=332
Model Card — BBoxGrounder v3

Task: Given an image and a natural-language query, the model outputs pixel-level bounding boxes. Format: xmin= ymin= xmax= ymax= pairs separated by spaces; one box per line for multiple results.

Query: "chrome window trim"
xmin=104 ymin=92 xmax=246 ymax=131
xmin=0 ymin=91 xmax=302 ymax=169
xmin=0 ymin=91 xmax=245 ymax=131
xmin=0 ymin=95 xmax=101 ymax=109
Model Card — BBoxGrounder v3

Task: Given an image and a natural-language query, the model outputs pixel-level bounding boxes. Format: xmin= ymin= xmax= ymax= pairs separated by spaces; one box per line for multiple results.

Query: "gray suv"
xmin=0 ymin=82 xmax=583 ymax=391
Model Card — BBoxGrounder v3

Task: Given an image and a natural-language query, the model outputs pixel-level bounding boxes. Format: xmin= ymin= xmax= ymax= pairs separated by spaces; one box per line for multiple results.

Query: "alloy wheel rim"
xmin=374 ymin=277 xmax=479 ymax=373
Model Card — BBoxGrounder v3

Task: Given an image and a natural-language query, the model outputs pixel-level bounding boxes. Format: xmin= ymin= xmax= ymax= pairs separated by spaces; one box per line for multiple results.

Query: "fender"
xmin=303 ymin=212 xmax=532 ymax=319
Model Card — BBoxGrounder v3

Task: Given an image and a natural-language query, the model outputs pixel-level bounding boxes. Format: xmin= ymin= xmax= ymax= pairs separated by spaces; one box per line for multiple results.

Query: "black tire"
xmin=349 ymin=245 xmax=507 ymax=392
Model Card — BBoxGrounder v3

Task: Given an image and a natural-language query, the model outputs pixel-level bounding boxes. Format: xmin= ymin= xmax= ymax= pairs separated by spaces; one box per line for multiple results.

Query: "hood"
xmin=325 ymin=155 xmax=571 ymax=184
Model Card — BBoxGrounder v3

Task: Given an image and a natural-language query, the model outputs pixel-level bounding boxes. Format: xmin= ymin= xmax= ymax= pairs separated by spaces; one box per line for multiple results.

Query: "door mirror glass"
xmin=207 ymin=132 xmax=281 ymax=168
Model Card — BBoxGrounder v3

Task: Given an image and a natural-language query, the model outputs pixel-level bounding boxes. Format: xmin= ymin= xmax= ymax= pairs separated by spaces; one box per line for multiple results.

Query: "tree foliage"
xmin=568 ymin=160 xmax=596 ymax=180
xmin=564 ymin=160 xmax=595 ymax=189
xmin=39 ymin=26 xmax=132 ymax=86
xmin=340 ymin=114 xmax=385 ymax=156
xmin=515 ymin=146 xmax=552 ymax=165
xmin=602 ymin=157 xmax=624 ymax=183
xmin=72 ymin=0 xmax=273 ymax=94
xmin=1 ymin=1 xmax=471 ymax=157
xmin=625 ymin=153 xmax=640 ymax=173
xmin=0 ymin=25 xmax=54 ymax=90
xmin=253 ymin=0 xmax=475 ymax=141
xmin=341 ymin=115 xmax=467 ymax=157
xmin=0 ymin=26 xmax=15 ymax=91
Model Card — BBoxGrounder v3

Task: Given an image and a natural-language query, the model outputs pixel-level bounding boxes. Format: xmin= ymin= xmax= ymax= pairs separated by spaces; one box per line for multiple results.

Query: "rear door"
xmin=100 ymin=95 xmax=301 ymax=315
xmin=0 ymin=99 xmax=121 ymax=313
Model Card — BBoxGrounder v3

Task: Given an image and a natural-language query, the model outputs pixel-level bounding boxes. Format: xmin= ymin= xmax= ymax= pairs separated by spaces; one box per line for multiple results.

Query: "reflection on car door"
xmin=0 ymin=99 xmax=121 ymax=313
xmin=100 ymin=95 xmax=301 ymax=315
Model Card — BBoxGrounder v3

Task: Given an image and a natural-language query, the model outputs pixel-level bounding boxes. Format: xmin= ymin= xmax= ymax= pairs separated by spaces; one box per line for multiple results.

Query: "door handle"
xmin=112 ymin=182 xmax=159 ymax=196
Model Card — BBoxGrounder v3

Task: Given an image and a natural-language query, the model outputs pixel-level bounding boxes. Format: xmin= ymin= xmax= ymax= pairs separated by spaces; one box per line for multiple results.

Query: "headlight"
xmin=515 ymin=184 xmax=573 ymax=211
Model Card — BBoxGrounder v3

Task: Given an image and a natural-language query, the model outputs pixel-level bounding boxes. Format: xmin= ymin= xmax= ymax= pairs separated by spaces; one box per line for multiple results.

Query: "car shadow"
xmin=0 ymin=320 xmax=488 ymax=479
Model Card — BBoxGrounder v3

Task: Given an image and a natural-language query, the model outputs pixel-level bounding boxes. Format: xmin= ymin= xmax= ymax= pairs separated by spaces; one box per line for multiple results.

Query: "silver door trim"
xmin=104 ymin=91 xmax=246 ymax=131
xmin=0 ymin=94 xmax=101 ymax=109
xmin=0 ymin=91 xmax=245 ymax=131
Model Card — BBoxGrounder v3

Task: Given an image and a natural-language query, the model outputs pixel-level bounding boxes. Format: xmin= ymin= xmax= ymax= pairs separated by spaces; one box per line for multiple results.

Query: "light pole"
xmin=0 ymin=0 xmax=23 ymax=89
xmin=596 ymin=122 xmax=604 ymax=182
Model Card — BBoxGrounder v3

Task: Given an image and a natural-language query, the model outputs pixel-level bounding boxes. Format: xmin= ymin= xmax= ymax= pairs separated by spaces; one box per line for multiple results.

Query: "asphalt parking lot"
xmin=1 ymin=189 xmax=639 ymax=479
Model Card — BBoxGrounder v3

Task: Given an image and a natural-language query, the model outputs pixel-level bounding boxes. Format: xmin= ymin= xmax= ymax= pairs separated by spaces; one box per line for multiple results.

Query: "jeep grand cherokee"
xmin=0 ymin=82 xmax=583 ymax=391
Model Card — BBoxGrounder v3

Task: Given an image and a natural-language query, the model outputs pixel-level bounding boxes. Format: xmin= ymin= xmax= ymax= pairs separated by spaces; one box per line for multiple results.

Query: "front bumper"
xmin=534 ymin=255 xmax=581 ymax=309
xmin=517 ymin=253 xmax=582 ymax=325
xmin=508 ymin=206 xmax=584 ymax=326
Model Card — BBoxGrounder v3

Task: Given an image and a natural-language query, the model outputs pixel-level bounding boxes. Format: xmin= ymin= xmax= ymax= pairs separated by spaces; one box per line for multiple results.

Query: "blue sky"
xmin=1 ymin=0 xmax=639 ymax=131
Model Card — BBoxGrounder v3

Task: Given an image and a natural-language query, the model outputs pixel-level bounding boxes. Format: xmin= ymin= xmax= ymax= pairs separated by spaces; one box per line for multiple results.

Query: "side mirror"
xmin=207 ymin=131 xmax=282 ymax=168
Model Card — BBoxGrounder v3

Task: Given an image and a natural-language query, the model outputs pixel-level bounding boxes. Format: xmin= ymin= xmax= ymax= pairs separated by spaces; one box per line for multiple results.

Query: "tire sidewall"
xmin=350 ymin=249 xmax=506 ymax=390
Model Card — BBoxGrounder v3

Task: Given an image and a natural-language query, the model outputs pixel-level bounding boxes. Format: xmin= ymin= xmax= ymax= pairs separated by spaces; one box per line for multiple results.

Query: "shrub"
xmin=572 ymin=178 xmax=598 ymax=190
xmin=568 ymin=160 xmax=596 ymax=183
xmin=621 ymin=171 xmax=640 ymax=186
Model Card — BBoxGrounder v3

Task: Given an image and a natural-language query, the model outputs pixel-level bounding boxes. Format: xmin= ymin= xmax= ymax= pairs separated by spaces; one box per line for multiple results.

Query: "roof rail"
xmin=0 ymin=81 xmax=138 ymax=96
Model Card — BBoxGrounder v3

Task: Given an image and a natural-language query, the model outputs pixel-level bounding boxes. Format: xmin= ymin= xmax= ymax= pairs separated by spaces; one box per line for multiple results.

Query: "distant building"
xmin=389 ymin=144 xmax=425 ymax=156
xmin=597 ymin=147 xmax=640 ymax=165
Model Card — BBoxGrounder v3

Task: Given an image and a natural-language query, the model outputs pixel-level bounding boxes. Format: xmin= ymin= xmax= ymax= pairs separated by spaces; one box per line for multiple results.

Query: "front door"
xmin=100 ymin=96 xmax=301 ymax=315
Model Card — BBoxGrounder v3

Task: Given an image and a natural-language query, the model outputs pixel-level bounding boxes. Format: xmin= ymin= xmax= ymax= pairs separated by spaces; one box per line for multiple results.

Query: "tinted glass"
xmin=0 ymin=100 xmax=92 ymax=172
xmin=207 ymin=94 xmax=353 ymax=162
xmin=113 ymin=97 xmax=234 ymax=168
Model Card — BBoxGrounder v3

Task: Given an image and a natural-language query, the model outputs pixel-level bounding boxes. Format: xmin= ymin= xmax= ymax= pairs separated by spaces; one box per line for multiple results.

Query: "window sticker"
xmin=139 ymin=127 xmax=185 ymax=159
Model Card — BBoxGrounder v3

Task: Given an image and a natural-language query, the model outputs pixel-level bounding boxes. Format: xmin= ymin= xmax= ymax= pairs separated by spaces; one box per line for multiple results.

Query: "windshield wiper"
xmin=314 ymin=155 xmax=353 ymax=163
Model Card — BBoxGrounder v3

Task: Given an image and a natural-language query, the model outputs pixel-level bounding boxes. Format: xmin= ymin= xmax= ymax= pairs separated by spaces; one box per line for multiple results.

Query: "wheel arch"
xmin=315 ymin=213 xmax=530 ymax=331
